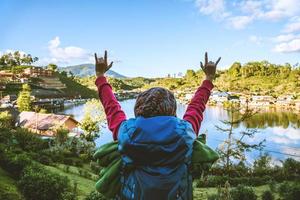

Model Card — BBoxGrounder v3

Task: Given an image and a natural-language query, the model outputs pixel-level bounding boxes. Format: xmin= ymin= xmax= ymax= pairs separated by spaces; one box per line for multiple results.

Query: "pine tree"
xmin=17 ymin=84 xmax=32 ymax=112
xmin=216 ymin=103 xmax=265 ymax=173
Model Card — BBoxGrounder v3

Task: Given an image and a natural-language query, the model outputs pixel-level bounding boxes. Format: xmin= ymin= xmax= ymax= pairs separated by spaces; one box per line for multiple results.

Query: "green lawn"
xmin=193 ymin=184 xmax=280 ymax=200
xmin=0 ymin=167 xmax=23 ymax=200
xmin=0 ymin=165 xmax=286 ymax=200
xmin=45 ymin=165 xmax=96 ymax=200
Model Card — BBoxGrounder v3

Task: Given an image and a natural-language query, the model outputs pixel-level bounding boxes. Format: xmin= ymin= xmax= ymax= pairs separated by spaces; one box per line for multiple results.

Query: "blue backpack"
xmin=118 ymin=116 xmax=196 ymax=200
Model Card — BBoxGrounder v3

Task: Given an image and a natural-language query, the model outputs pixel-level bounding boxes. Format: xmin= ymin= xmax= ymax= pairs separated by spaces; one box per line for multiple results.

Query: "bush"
xmin=230 ymin=185 xmax=257 ymax=200
xmin=63 ymin=157 xmax=75 ymax=165
xmin=0 ymin=111 xmax=13 ymax=128
xmin=85 ymin=191 xmax=107 ymax=200
xmin=0 ymin=152 xmax=32 ymax=178
xmin=261 ymin=190 xmax=274 ymax=200
xmin=90 ymin=161 xmax=101 ymax=174
xmin=13 ymin=128 xmax=48 ymax=152
xmin=18 ymin=164 xmax=75 ymax=200
xmin=278 ymin=181 xmax=300 ymax=200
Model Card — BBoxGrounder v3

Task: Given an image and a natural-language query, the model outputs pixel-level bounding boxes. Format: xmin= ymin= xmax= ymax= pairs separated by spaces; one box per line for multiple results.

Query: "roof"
xmin=18 ymin=111 xmax=79 ymax=130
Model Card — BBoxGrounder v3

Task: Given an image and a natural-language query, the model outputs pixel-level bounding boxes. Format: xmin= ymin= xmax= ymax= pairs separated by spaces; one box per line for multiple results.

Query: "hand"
xmin=94 ymin=50 xmax=113 ymax=77
xmin=200 ymin=52 xmax=221 ymax=81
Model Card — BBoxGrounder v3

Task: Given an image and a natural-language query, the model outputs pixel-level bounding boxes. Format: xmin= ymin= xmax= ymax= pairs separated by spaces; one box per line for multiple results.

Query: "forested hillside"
xmin=146 ymin=61 xmax=300 ymax=97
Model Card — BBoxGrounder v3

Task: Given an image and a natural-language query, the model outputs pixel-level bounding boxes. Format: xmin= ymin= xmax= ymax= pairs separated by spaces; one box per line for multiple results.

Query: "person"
xmin=94 ymin=51 xmax=221 ymax=200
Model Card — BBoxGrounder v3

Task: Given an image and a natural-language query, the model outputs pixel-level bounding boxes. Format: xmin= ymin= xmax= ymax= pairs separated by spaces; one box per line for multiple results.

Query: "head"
xmin=134 ymin=87 xmax=177 ymax=118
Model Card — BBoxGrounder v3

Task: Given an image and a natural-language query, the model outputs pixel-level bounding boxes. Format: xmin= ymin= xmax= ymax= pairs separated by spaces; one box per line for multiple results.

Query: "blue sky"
xmin=1 ymin=0 xmax=300 ymax=77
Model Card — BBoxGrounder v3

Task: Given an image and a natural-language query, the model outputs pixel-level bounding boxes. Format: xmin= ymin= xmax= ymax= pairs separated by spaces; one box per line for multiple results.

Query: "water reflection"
xmin=62 ymin=99 xmax=300 ymax=162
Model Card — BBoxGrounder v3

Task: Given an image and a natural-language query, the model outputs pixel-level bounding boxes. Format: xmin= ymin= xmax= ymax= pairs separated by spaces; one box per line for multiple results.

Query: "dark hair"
xmin=134 ymin=87 xmax=177 ymax=118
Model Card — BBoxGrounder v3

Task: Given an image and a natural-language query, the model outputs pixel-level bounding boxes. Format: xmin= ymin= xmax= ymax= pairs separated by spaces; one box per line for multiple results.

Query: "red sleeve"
xmin=95 ymin=76 xmax=126 ymax=140
xmin=183 ymin=80 xmax=213 ymax=135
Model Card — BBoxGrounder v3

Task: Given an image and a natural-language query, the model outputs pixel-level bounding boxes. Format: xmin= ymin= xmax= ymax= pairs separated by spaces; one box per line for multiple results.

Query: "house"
xmin=0 ymin=71 xmax=14 ymax=81
xmin=295 ymin=100 xmax=300 ymax=111
xmin=276 ymin=95 xmax=294 ymax=106
xmin=17 ymin=111 xmax=80 ymax=137
xmin=23 ymin=67 xmax=53 ymax=77
xmin=210 ymin=91 xmax=230 ymax=103
xmin=1 ymin=94 xmax=17 ymax=103
xmin=239 ymin=96 xmax=249 ymax=105
xmin=250 ymin=95 xmax=275 ymax=106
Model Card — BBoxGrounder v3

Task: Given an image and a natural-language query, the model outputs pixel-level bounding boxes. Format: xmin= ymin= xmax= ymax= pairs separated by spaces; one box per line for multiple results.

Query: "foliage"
xmin=230 ymin=185 xmax=257 ymax=200
xmin=80 ymin=99 xmax=105 ymax=141
xmin=47 ymin=63 xmax=58 ymax=71
xmin=13 ymin=128 xmax=48 ymax=152
xmin=278 ymin=181 xmax=300 ymax=200
xmin=57 ymin=72 xmax=97 ymax=98
xmin=145 ymin=61 xmax=300 ymax=96
xmin=253 ymin=154 xmax=272 ymax=176
xmin=0 ymin=51 xmax=38 ymax=67
xmin=261 ymin=190 xmax=274 ymax=200
xmin=0 ymin=167 xmax=23 ymax=200
xmin=18 ymin=164 xmax=76 ymax=200
xmin=85 ymin=191 xmax=107 ymax=200
xmin=209 ymin=181 xmax=231 ymax=200
xmin=215 ymin=104 xmax=265 ymax=172
xmin=0 ymin=152 xmax=32 ymax=178
xmin=55 ymin=126 xmax=69 ymax=146
xmin=0 ymin=111 xmax=13 ymax=128
xmin=17 ymin=84 xmax=32 ymax=112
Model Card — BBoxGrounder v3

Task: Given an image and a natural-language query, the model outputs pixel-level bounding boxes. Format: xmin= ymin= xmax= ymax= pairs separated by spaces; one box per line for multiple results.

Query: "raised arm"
xmin=94 ymin=51 xmax=126 ymax=140
xmin=183 ymin=52 xmax=221 ymax=135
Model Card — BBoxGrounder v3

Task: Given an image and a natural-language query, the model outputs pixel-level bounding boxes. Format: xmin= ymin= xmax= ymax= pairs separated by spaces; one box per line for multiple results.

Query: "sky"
xmin=1 ymin=0 xmax=300 ymax=77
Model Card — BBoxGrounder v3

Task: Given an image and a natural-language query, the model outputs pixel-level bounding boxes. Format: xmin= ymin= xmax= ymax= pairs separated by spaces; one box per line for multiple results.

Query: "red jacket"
xmin=95 ymin=76 xmax=213 ymax=140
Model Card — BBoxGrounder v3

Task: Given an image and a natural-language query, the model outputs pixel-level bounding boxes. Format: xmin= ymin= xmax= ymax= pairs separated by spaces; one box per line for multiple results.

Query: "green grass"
xmin=45 ymin=164 xmax=96 ymax=200
xmin=0 ymin=167 xmax=23 ymax=200
xmin=193 ymin=184 xmax=281 ymax=200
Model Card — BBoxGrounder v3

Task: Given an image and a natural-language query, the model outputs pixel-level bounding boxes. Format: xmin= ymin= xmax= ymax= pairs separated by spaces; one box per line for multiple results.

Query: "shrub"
xmin=261 ymin=190 xmax=274 ymax=200
xmin=13 ymin=128 xmax=48 ymax=152
xmin=85 ymin=191 xmax=107 ymax=200
xmin=0 ymin=111 xmax=13 ymax=128
xmin=90 ymin=161 xmax=101 ymax=174
xmin=278 ymin=181 xmax=300 ymax=200
xmin=63 ymin=157 xmax=75 ymax=165
xmin=230 ymin=185 xmax=257 ymax=200
xmin=18 ymin=164 xmax=74 ymax=200
xmin=0 ymin=153 xmax=32 ymax=178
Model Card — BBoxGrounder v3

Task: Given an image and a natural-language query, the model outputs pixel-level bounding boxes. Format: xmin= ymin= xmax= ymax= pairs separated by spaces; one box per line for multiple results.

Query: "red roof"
xmin=19 ymin=111 xmax=79 ymax=131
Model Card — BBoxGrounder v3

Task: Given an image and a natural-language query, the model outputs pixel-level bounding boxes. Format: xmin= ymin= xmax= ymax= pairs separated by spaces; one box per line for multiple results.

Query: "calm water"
xmin=62 ymin=99 xmax=300 ymax=164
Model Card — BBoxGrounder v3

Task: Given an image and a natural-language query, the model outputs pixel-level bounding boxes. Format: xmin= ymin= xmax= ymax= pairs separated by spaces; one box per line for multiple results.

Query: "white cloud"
xmin=274 ymin=38 xmax=300 ymax=52
xmin=281 ymin=147 xmax=300 ymax=161
xmin=193 ymin=0 xmax=300 ymax=29
xmin=284 ymin=17 xmax=300 ymax=33
xmin=195 ymin=0 xmax=229 ymax=19
xmin=228 ymin=15 xmax=254 ymax=29
xmin=272 ymin=34 xmax=300 ymax=42
xmin=249 ymin=35 xmax=263 ymax=45
xmin=269 ymin=127 xmax=300 ymax=143
xmin=47 ymin=36 xmax=91 ymax=64
xmin=262 ymin=0 xmax=300 ymax=20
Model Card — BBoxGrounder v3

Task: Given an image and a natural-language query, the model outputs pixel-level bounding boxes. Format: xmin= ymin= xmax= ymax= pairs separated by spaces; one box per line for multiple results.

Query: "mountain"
xmin=60 ymin=64 xmax=127 ymax=78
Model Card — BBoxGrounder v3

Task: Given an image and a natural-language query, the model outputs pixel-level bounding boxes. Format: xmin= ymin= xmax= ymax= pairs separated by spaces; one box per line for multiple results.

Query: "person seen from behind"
xmin=94 ymin=51 xmax=221 ymax=200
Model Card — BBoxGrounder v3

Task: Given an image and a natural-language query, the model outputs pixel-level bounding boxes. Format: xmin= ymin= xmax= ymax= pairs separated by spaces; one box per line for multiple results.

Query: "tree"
xmin=0 ymin=51 xmax=38 ymax=66
xmin=55 ymin=127 xmax=69 ymax=146
xmin=47 ymin=63 xmax=58 ymax=71
xmin=17 ymin=84 xmax=32 ymax=112
xmin=0 ymin=111 xmax=13 ymax=128
xmin=185 ymin=69 xmax=196 ymax=79
xmin=216 ymin=103 xmax=265 ymax=173
xmin=228 ymin=62 xmax=241 ymax=77
xmin=80 ymin=99 xmax=105 ymax=142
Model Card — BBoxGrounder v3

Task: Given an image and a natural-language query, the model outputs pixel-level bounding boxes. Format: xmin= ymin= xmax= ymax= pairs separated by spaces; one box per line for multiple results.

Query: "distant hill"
xmin=60 ymin=64 xmax=126 ymax=78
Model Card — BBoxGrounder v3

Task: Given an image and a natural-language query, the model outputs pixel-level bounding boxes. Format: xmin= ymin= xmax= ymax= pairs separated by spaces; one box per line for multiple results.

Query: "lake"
xmin=62 ymin=99 xmax=300 ymax=165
